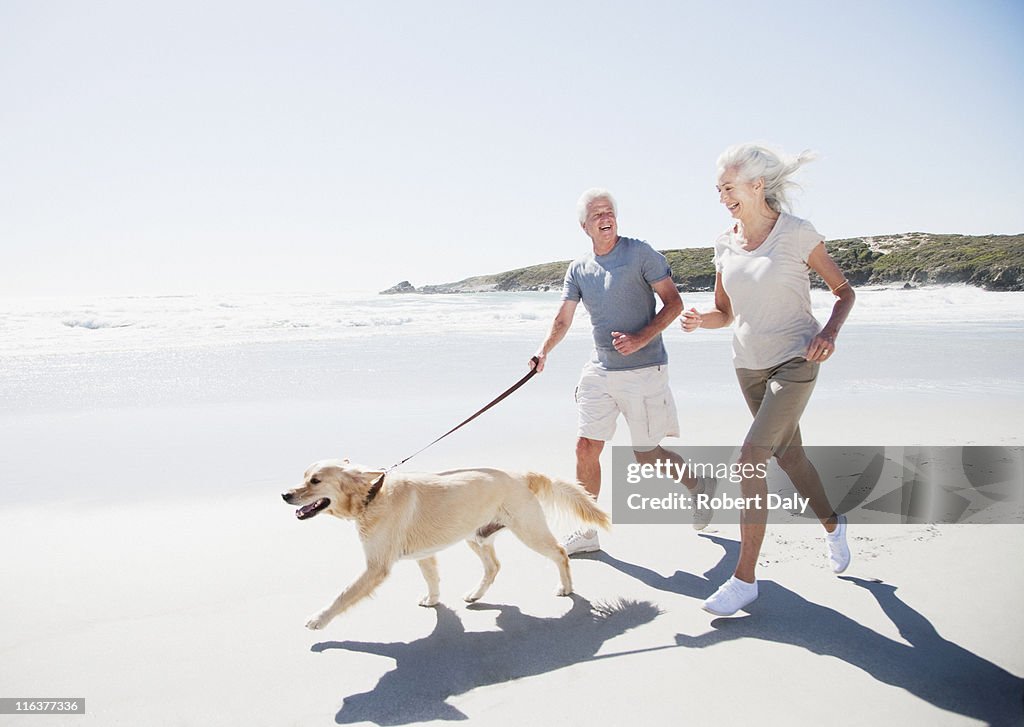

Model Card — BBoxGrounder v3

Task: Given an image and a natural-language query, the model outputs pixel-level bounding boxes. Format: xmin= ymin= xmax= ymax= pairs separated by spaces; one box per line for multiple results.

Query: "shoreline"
xmin=4 ymin=280 xmax=1024 ymax=305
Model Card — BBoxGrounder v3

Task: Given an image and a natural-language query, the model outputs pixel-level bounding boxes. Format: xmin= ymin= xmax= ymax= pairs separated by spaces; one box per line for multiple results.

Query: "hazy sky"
xmin=2 ymin=0 xmax=1022 ymax=297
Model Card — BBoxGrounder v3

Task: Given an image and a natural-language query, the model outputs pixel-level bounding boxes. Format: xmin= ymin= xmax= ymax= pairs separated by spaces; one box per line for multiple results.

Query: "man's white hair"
xmin=577 ymin=188 xmax=617 ymax=224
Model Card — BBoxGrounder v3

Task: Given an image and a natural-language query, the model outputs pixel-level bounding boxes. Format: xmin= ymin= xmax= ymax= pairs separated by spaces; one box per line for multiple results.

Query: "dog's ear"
xmin=342 ymin=469 xmax=385 ymax=514
xmin=357 ymin=470 xmax=386 ymax=502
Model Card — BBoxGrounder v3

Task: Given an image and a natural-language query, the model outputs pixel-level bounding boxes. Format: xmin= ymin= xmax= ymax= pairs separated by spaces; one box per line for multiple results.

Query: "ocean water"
xmin=3 ymin=285 xmax=1022 ymax=359
xmin=2 ymin=286 xmax=1022 ymax=410
xmin=1 ymin=286 xmax=1022 ymax=504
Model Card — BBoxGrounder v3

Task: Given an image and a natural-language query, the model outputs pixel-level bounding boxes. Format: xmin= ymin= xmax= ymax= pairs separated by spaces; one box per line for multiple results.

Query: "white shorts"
xmin=575 ymin=362 xmax=680 ymax=452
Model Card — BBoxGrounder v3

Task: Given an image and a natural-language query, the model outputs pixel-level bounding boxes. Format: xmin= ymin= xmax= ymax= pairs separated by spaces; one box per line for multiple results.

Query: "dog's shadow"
xmin=313 ymin=594 xmax=661 ymax=725
xmin=599 ymin=534 xmax=1024 ymax=726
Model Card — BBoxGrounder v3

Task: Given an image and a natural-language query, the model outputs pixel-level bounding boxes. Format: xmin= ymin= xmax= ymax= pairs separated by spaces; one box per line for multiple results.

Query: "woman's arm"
xmin=681 ymin=272 xmax=734 ymax=332
xmin=805 ymin=242 xmax=856 ymax=362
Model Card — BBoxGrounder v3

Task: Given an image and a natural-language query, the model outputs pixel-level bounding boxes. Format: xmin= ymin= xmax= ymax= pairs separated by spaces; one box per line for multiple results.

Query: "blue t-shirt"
xmin=561 ymin=236 xmax=672 ymax=371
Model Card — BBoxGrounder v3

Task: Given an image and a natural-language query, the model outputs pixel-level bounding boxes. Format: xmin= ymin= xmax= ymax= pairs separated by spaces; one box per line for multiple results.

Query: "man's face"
xmin=581 ymin=197 xmax=618 ymax=247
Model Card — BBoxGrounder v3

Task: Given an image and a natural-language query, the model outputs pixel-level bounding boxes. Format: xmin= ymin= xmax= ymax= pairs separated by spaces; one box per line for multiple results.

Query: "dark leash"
xmin=363 ymin=356 xmax=541 ymax=507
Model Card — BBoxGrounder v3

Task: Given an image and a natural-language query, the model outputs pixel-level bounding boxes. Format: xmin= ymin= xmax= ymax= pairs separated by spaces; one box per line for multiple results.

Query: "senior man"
xmin=531 ymin=188 xmax=715 ymax=554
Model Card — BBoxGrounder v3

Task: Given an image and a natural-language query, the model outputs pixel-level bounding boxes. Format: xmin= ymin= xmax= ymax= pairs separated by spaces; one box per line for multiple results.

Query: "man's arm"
xmin=611 ymin=276 xmax=683 ymax=356
xmin=531 ymin=299 xmax=578 ymax=371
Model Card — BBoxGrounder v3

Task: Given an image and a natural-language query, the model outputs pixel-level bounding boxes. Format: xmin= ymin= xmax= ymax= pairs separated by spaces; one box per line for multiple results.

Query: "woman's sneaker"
xmin=826 ymin=514 xmax=851 ymax=573
xmin=702 ymin=576 xmax=758 ymax=616
xmin=561 ymin=528 xmax=600 ymax=555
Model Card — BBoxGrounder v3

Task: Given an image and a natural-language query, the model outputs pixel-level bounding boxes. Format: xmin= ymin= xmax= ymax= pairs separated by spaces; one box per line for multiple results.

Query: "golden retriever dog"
xmin=281 ymin=459 xmax=610 ymax=630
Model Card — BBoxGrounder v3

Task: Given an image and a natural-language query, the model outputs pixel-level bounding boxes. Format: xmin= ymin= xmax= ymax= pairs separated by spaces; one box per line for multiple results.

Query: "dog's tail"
xmin=526 ymin=473 xmax=611 ymax=531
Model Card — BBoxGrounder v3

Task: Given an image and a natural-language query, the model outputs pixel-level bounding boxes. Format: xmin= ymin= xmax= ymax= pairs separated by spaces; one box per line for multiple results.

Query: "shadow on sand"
xmin=311 ymin=536 xmax=1022 ymax=726
xmin=596 ymin=535 xmax=1024 ymax=726
xmin=313 ymin=594 xmax=661 ymax=724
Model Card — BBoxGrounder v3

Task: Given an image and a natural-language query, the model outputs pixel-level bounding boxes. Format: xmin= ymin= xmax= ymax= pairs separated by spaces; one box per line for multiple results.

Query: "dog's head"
xmin=281 ymin=459 xmax=385 ymax=521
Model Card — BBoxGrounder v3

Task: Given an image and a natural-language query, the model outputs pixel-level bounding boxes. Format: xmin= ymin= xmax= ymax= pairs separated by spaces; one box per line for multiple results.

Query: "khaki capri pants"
xmin=736 ymin=357 xmax=819 ymax=456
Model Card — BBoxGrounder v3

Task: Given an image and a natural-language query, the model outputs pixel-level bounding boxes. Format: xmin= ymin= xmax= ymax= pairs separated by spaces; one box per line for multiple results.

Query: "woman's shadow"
xmin=595 ymin=535 xmax=1024 ymax=726
xmin=312 ymin=594 xmax=662 ymax=725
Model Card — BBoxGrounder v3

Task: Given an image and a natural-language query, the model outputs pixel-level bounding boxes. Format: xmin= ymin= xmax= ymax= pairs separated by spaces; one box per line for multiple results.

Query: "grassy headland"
xmin=381 ymin=232 xmax=1024 ymax=293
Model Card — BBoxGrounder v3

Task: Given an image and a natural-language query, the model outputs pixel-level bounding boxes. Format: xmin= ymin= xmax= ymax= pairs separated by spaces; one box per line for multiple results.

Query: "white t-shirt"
xmin=713 ymin=212 xmax=824 ymax=370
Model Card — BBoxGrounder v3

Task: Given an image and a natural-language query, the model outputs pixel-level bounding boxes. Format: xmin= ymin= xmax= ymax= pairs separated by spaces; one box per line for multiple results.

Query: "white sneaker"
xmin=692 ymin=477 xmax=717 ymax=531
xmin=561 ymin=528 xmax=600 ymax=555
xmin=826 ymin=514 xmax=851 ymax=574
xmin=702 ymin=576 xmax=758 ymax=616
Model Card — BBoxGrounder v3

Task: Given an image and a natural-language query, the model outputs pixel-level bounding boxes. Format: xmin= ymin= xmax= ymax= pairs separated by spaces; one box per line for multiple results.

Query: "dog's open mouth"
xmin=296 ymin=498 xmax=330 ymax=520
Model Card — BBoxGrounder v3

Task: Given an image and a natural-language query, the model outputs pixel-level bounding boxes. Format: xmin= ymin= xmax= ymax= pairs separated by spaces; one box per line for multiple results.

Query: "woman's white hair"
xmin=716 ymin=143 xmax=817 ymax=213
xmin=576 ymin=188 xmax=617 ymax=224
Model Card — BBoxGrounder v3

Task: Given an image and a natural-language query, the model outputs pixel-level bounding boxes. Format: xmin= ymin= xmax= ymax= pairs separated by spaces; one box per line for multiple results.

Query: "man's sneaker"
xmin=561 ymin=528 xmax=600 ymax=555
xmin=826 ymin=514 xmax=851 ymax=573
xmin=702 ymin=576 xmax=758 ymax=616
xmin=692 ymin=477 xmax=717 ymax=531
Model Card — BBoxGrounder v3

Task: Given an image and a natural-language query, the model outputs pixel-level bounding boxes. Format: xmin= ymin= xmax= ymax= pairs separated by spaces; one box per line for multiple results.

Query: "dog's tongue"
xmin=296 ymin=498 xmax=330 ymax=520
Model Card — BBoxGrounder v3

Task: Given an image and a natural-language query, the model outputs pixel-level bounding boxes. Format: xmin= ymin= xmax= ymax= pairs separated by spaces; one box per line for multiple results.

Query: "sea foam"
xmin=0 ymin=286 xmax=1021 ymax=358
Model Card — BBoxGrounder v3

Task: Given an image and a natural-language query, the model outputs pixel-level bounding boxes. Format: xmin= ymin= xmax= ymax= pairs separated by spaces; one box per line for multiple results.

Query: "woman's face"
xmin=716 ymin=166 xmax=762 ymax=219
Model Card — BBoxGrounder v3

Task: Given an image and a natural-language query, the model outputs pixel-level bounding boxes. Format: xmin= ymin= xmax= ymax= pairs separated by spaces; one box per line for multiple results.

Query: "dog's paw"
xmin=305 ymin=611 xmax=330 ymax=630
xmin=555 ymin=586 xmax=573 ymax=597
xmin=463 ymin=590 xmax=483 ymax=603
xmin=419 ymin=595 xmax=440 ymax=607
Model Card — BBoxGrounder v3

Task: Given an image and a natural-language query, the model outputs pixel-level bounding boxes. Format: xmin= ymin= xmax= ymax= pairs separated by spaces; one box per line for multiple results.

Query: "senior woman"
xmin=682 ymin=143 xmax=856 ymax=616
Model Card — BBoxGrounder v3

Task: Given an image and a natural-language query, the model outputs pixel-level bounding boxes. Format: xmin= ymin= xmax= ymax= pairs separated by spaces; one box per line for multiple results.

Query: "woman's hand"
xmin=806 ymin=331 xmax=837 ymax=362
xmin=681 ymin=307 xmax=702 ymax=333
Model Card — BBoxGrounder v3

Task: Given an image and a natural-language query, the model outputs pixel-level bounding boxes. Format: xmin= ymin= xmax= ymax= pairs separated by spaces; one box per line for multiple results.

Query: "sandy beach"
xmin=1 ymin=493 xmax=1021 ymax=725
xmin=1 ymin=289 xmax=1022 ymax=726
xmin=4 ymin=0 xmax=1023 ymax=721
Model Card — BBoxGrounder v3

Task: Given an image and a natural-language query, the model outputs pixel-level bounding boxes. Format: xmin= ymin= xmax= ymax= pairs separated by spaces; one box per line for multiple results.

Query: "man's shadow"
xmin=597 ymin=535 xmax=1024 ymax=726
xmin=312 ymin=594 xmax=661 ymax=725
xmin=585 ymin=533 xmax=738 ymax=602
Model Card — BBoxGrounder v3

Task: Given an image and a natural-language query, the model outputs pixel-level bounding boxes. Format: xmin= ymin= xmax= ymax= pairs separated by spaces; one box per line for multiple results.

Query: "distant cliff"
xmin=380 ymin=232 xmax=1024 ymax=294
